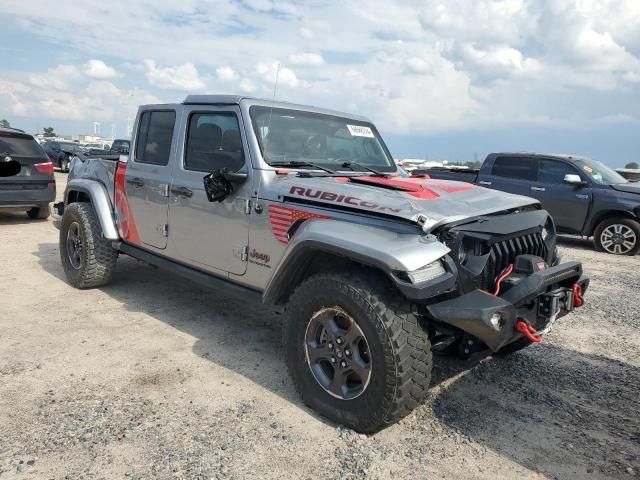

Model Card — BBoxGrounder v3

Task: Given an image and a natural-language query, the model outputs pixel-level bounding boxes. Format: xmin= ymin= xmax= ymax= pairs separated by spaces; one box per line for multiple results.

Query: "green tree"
xmin=0 ymin=119 xmax=10 ymax=128
xmin=625 ymin=162 xmax=639 ymax=169
xmin=43 ymin=127 xmax=56 ymax=137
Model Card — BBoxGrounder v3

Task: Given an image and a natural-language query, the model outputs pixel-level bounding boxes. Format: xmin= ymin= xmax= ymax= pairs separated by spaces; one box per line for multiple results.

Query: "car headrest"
xmin=221 ymin=130 xmax=242 ymax=152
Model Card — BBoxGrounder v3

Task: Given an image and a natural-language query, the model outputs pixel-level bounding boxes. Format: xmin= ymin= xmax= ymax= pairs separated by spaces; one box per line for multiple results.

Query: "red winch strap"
xmin=572 ymin=283 xmax=584 ymax=307
xmin=493 ymin=264 xmax=514 ymax=296
xmin=515 ymin=320 xmax=542 ymax=343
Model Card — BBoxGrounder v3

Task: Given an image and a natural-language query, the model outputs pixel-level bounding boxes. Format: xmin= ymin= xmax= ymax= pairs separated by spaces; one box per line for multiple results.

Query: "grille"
xmin=484 ymin=231 xmax=546 ymax=288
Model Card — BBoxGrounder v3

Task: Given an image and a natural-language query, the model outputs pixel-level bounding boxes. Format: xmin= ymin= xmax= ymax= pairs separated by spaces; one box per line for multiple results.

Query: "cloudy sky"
xmin=0 ymin=0 xmax=638 ymax=166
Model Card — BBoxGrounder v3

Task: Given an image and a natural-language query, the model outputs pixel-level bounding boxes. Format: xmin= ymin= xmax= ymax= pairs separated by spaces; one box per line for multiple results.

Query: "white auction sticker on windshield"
xmin=347 ymin=125 xmax=375 ymax=138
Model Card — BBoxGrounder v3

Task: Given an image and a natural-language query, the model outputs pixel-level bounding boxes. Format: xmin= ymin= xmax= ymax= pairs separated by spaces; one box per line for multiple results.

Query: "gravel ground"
xmin=0 ymin=172 xmax=638 ymax=479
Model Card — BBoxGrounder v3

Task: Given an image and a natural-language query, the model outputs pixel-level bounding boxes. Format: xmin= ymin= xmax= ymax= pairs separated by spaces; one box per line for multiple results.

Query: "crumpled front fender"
xmin=64 ymin=179 xmax=119 ymax=240
xmin=262 ymin=219 xmax=455 ymax=305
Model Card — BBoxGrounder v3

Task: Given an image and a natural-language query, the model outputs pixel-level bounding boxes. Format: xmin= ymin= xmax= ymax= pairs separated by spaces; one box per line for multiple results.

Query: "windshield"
xmin=0 ymin=132 xmax=45 ymax=156
xmin=573 ymin=157 xmax=628 ymax=185
xmin=250 ymin=106 xmax=396 ymax=172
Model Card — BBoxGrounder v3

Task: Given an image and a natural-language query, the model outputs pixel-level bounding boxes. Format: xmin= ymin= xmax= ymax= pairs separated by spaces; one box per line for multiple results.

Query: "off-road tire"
xmin=27 ymin=204 xmax=50 ymax=220
xmin=284 ymin=270 xmax=432 ymax=433
xmin=60 ymin=202 xmax=118 ymax=288
xmin=493 ymin=337 xmax=532 ymax=356
xmin=594 ymin=217 xmax=640 ymax=256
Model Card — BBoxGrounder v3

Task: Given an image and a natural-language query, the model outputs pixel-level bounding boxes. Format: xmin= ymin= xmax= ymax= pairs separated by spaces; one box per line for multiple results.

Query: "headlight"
xmin=405 ymin=261 xmax=446 ymax=284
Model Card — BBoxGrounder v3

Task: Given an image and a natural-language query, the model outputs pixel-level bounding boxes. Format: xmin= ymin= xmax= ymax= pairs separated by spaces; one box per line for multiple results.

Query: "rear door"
xmin=532 ymin=158 xmax=592 ymax=234
xmin=123 ymin=109 xmax=178 ymax=249
xmin=167 ymin=106 xmax=250 ymax=275
xmin=488 ymin=156 xmax=536 ymax=195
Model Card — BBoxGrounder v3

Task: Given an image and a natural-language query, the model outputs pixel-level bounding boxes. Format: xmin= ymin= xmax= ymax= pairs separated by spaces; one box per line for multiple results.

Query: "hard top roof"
xmin=182 ymin=95 xmax=371 ymax=122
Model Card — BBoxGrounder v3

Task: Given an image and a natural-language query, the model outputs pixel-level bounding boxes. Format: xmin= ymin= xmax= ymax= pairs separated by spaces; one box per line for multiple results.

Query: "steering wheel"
xmin=302 ymin=135 xmax=326 ymax=159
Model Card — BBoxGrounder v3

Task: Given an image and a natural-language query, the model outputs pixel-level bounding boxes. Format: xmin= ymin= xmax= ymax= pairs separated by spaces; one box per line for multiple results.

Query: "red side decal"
xmin=268 ymin=205 xmax=329 ymax=244
xmin=114 ymin=162 xmax=141 ymax=245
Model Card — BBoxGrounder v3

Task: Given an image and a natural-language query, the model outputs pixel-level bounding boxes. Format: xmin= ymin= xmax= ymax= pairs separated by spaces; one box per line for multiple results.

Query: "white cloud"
xmin=0 ymin=0 xmax=639 ymax=136
xmin=288 ymin=53 xmax=325 ymax=67
xmin=216 ymin=66 xmax=237 ymax=81
xmin=143 ymin=59 xmax=206 ymax=91
xmin=82 ymin=59 xmax=121 ymax=79
xmin=256 ymin=62 xmax=299 ymax=88
xmin=0 ymin=66 xmax=159 ymax=122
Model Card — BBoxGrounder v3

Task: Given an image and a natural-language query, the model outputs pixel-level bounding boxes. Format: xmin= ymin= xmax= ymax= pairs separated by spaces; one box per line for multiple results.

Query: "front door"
xmin=167 ymin=106 xmax=250 ymax=275
xmin=123 ymin=109 xmax=178 ymax=249
xmin=532 ymin=158 xmax=592 ymax=234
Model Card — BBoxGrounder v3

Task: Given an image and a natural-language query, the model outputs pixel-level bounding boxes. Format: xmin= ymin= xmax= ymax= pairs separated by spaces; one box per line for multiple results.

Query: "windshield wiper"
xmin=340 ymin=161 xmax=388 ymax=177
xmin=270 ymin=160 xmax=336 ymax=174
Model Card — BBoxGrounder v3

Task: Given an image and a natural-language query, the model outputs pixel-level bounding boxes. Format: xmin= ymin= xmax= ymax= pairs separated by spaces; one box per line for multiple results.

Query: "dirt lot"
xmin=0 ymin=172 xmax=638 ymax=479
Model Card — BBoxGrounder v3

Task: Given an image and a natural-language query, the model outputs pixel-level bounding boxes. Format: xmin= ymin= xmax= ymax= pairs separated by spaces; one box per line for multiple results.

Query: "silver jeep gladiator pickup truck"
xmin=53 ymin=95 xmax=588 ymax=433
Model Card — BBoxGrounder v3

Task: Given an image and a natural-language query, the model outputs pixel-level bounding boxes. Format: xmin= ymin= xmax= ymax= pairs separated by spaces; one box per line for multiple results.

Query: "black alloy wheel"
xmin=304 ymin=307 xmax=372 ymax=400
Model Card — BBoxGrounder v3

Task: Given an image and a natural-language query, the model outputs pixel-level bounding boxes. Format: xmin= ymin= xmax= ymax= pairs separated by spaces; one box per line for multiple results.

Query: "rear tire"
xmin=27 ymin=204 xmax=50 ymax=220
xmin=60 ymin=202 xmax=118 ymax=288
xmin=594 ymin=217 xmax=640 ymax=255
xmin=284 ymin=270 xmax=432 ymax=433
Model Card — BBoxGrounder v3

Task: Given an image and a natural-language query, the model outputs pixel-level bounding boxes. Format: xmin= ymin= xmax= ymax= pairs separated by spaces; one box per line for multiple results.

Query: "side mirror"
xmin=203 ymin=169 xmax=247 ymax=202
xmin=563 ymin=174 xmax=586 ymax=186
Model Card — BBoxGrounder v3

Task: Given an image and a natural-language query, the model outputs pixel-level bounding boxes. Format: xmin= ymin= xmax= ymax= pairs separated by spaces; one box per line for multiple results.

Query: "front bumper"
xmin=427 ymin=261 xmax=589 ymax=351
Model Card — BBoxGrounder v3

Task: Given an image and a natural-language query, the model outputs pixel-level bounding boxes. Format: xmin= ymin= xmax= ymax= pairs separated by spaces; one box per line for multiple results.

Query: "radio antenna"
xmin=255 ymin=62 xmax=281 ymax=214
xmin=272 ymin=62 xmax=281 ymax=100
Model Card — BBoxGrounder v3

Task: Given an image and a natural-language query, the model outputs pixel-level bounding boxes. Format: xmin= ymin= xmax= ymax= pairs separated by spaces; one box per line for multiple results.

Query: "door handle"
xmin=171 ymin=186 xmax=193 ymax=198
xmin=478 ymin=180 xmax=492 ymax=185
xmin=531 ymin=187 xmax=546 ymax=192
xmin=126 ymin=177 xmax=144 ymax=188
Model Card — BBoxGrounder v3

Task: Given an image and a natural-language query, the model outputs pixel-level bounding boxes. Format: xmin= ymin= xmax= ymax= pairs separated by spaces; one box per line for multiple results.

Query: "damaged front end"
xmin=418 ymin=209 xmax=589 ymax=356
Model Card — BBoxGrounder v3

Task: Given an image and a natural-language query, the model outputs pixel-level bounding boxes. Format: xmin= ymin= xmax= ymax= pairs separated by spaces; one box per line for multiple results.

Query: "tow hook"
xmin=515 ymin=319 xmax=542 ymax=343
xmin=572 ymin=283 xmax=584 ymax=307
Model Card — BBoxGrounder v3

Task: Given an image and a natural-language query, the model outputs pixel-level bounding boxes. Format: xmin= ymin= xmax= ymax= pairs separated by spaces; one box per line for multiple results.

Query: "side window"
xmin=491 ymin=156 xmax=533 ymax=180
xmin=184 ymin=112 xmax=245 ymax=172
xmin=134 ymin=111 xmax=176 ymax=166
xmin=537 ymin=159 xmax=580 ymax=184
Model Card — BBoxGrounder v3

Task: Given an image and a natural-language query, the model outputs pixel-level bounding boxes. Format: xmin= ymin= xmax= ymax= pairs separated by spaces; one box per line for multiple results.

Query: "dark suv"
xmin=43 ymin=141 xmax=83 ymax=172
xmin=0 ymin=128 xmax=55 ymax=219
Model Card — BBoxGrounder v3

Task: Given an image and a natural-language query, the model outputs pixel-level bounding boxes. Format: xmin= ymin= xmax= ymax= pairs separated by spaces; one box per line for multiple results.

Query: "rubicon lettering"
xmin=289 ymin=186 xmax=401 ymax=213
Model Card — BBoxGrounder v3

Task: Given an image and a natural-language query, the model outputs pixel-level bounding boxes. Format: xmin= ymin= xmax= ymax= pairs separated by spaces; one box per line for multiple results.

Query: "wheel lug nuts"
xmin=328 ymin=342 xmax=333 ymax=350
xmin=344 ymin=349 xmax=351 ymax=356
xmin=336 ymin=351 xmax=343 ymax=359
xmin=340 ymin=360 xmax=347 ymax=368
xmin=336 ymin=337 xmax=344 ymax=345
xmin=330 ymin=356 xmax=336 ymax=363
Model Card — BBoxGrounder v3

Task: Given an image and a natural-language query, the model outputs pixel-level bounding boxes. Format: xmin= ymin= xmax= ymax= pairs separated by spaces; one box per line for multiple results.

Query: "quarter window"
xmin=184 ymin=112 xmax=245 ymax=172
xmin=135 ymin=111 xmax=176 ymax=166
xmin=492 ymin=156 xmax=534 ymax=180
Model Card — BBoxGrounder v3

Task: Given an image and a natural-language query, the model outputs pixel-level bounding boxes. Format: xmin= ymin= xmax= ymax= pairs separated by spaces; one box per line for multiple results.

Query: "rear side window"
xmin=135 ymin=111 xmax=176 ymax=165
xmin=184 ymin=112 xmax=245 ymax=172
xmin=0 ymin=132 xmax=45 ymax=157
xmin=537 ymin=159 xmax=580 ymax=184
xmin=492 ymin=156 xmax=534 ymax=180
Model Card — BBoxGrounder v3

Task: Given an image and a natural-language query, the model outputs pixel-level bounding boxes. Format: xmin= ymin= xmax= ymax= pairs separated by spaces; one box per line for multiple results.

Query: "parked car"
xmin=53 ymin=96 xmax=588 ymax=433
xmin=85 ymin=138 xmax=130 ymax=156
xmin=43 ymin=141 xmax=83 ymax=172
xmin=0 ymin=127 xmax=55 ymax=219
xmin=414 ymin=153 xmax=640 ymax=255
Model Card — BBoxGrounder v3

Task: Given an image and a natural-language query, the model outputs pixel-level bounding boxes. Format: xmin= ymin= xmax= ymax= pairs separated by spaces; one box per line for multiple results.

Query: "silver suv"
xmin=53 ymin=95 xmax=588 ymax=433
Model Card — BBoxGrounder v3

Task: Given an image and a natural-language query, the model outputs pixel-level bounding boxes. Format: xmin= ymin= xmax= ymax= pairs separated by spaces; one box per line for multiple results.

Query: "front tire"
xmin=27 ymin=204 xmax=50 ymax=219
xmin=60 ymin=202 xmax=118 ymax=288
xmin=594 ymin=217 xmax=640 ymax=255
xmin=284 ymin=271 xmax=432 ymax=433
